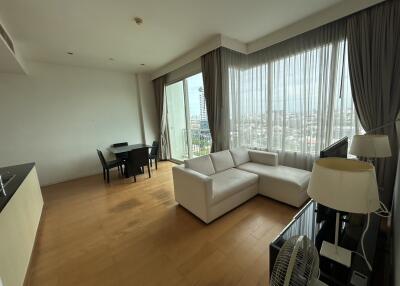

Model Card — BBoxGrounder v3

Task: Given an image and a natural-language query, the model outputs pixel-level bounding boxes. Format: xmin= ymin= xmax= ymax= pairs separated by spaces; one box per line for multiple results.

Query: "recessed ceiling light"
xmin=67 ymin=52 xmax=74 ymax=55
xmin=133 ymin=17 xmax=143 ymax=25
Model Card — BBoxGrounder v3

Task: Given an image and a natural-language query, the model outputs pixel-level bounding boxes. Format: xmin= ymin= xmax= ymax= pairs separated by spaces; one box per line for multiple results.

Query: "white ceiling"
xmin=0 ymin=0 xmax=346 ymax=73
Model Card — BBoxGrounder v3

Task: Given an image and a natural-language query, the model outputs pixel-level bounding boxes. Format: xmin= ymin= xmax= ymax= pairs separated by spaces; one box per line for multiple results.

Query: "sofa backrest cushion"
xmin=229 ymin=148 xmax=250 ymax=166
xmin=249 ymin=150 xmax=278 ymax=166
xmin=184 ymin=155 xmax=215 ymax=176
xmin=209 ymin=150 xmax=235 ymax=173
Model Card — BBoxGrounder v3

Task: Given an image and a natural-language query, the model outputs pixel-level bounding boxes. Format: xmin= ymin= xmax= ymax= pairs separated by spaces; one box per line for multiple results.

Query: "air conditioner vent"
xmin=0 ymin=23 xmax=14 ymax=54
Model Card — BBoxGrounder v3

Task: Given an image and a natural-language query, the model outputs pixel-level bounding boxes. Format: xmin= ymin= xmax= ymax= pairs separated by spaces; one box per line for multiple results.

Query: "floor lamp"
xmin=349 ymin=133 xmax=392 ymax=269
xmin=350 ymin=134 xmax=392 ymax=164
xmin=307 ymin=158 xmax=380 ymax=267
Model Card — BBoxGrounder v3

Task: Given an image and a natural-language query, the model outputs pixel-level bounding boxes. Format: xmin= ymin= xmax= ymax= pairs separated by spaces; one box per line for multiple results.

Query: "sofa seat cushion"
xmin=237 ymin=162 xmax=310 ymax=190
xmin=210 ymin=150 xmax=235 ymax=173
xmin=184 ymin=155 xmax=215 ymax=176
xmin=210 ymin=168 xmax=258 ymax=205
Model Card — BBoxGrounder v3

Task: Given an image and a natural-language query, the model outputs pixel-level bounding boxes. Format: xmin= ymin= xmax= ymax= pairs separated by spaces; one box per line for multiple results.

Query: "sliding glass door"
xmin=166 ymin=73 xmax=211 ymax=162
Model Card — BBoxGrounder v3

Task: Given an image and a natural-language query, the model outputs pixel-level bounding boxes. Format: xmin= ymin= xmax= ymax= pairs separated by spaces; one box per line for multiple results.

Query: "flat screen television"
xmin=316 ymin=137 xmax=348 ymax=223
xmin=319 ymin=136 xmax=348 ymax=159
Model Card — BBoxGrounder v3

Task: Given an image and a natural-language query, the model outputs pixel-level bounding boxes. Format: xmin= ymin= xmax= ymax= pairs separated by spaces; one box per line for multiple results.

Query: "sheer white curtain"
xmin=222 ymin=23 xmax=363 ymax=170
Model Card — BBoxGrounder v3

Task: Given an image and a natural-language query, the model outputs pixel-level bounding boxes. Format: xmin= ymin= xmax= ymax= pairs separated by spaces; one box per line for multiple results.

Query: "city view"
xmin=165 ymin=73 xmax=212 ymax=161
xmin=230 ymin=107 xmax=361 ymax=157
xmin=185 ymin=86 xmax=212 ymax=157
xmin=167 ymin=69 xmax=362 ymax=162
xmin=227 ymin=43 xmax=363 ymax=157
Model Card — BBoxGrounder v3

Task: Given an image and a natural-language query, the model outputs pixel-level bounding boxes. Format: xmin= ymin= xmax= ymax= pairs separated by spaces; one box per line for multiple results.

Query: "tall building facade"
xmin=199 ymin=87 xmax=209 ymax=129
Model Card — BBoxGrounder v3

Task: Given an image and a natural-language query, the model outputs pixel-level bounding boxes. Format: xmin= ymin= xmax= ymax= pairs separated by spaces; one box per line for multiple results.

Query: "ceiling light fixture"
xmin=133 ymin=17 xmax=143 ymax=25
xmin=140 ymin=63 xmax=145 ymax=66
xmin=67 ymin=52 xmax=74 ymax=55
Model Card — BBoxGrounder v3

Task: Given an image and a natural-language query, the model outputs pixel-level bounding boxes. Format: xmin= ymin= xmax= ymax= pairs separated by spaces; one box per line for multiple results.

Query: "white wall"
xmin=151 ymin=0 xmax=385 ymax=80
xmin=0 ymin=61 xmax=144 ymax=186
xmin=246 ymin=0 xmax=385 ymax=53
xmin=151 ymin=34 xmax=222 ymax=80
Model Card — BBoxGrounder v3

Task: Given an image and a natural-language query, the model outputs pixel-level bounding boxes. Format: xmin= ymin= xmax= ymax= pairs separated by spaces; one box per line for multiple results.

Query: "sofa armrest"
xmin=248 ymin=150 xmax=278 ymax=166
xmin=172 ymin=165 xmax=213 ymax=222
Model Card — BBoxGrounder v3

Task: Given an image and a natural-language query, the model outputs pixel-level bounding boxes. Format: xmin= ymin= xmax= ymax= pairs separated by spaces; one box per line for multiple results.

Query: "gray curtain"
xmin=201 ymin=48 xmax=224 ymax=152
xmin=153 ymin=75 xmax=170 ymax=160
xmin=347 ymin=0 xmax=400 ymax=205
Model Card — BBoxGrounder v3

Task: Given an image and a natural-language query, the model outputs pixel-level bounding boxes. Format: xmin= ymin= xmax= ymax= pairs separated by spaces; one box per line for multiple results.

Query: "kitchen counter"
xmin=0 ymin=163 xmax=43 ymax=286
xmin=0 ymin=162 xmax=35 ymax=212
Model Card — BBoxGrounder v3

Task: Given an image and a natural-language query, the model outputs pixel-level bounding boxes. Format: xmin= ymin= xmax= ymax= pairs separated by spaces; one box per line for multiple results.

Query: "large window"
xmin=166 ymin=73 xmax=212 ymax=162
xmin=226 ymin=39 xmax=363 ymax=169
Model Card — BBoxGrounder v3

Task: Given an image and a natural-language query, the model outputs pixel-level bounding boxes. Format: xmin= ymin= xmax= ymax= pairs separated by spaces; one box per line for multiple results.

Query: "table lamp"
xmin=350 ymin=134 xmax=392 ymax=160
xmin=307 ymin=158 xmax=380 ymax=267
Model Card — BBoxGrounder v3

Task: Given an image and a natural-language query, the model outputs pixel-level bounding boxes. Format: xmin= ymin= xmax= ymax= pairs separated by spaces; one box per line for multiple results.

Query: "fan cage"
xmin=270 ymin=235 xmax=319 ymax=286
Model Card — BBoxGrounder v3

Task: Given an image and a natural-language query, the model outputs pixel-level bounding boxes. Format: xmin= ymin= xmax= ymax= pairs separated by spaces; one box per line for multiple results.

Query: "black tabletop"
xmin=0 ymin=162 xmax=35 ymax=212
xmin=108 ymin=144 xmax=152 ymax=154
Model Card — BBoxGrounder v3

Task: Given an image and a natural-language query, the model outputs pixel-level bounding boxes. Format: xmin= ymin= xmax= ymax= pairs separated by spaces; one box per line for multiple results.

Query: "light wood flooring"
xmin=27 ymin=161 xmax=297 ymax=286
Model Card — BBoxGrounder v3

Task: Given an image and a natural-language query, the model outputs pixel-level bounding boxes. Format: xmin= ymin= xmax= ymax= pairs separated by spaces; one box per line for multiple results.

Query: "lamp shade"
xmin=350 ymin=134 xmax=391 ymax=158
xmin=307 ymin=158 xmax=379 ymax=214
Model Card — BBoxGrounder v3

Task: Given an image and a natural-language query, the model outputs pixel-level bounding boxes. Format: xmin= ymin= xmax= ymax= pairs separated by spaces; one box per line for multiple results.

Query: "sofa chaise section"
xmin=237 ymin=163 xmax=310 ymax=208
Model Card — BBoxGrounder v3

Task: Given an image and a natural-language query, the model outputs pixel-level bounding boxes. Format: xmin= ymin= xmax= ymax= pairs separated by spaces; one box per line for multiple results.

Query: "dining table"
xmin=108 ymin=143 xmax=152 ymax=155
xmin=108 ymin=144 xmax=152 ymax=178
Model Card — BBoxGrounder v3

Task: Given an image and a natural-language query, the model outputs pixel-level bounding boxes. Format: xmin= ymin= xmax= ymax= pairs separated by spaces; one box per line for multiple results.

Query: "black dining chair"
xmin=125 ymin=147 xmax=151 ymax=182
xmin=97 ymin=149 xmax=123 ymax=183
xmin=112 ymin=142 xmax=129 ymax=161
xmin=149 ymin=141 xmax=159 ymax=169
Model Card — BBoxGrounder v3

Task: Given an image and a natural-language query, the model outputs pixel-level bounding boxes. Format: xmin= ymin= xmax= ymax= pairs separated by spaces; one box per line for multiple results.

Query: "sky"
xmin=186 ymin=73 xmax=203 ymax=117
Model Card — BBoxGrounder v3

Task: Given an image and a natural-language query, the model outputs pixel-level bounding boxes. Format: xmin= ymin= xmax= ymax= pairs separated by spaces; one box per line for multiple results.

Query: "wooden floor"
xmin=27 ymin=161 xmax=297 ymax=286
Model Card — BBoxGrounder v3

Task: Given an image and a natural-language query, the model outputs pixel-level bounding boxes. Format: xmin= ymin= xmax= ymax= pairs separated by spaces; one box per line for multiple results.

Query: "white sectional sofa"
xmin=172 ymin=148 xmax=311 ymax=223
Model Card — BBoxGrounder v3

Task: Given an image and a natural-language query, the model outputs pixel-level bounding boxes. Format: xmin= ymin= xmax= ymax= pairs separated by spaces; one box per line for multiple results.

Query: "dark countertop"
xmin=0 ymin=162 xmax=35 ymax=212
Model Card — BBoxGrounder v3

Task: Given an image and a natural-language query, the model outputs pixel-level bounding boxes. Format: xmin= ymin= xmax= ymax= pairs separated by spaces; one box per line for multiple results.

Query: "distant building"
xmin=199 ymin=87 xmax=209 ymax=129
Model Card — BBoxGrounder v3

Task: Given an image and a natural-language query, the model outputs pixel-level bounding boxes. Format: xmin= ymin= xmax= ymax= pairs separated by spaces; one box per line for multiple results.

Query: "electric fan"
xmin=270 ymin=235 xmax=326 ymax=286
